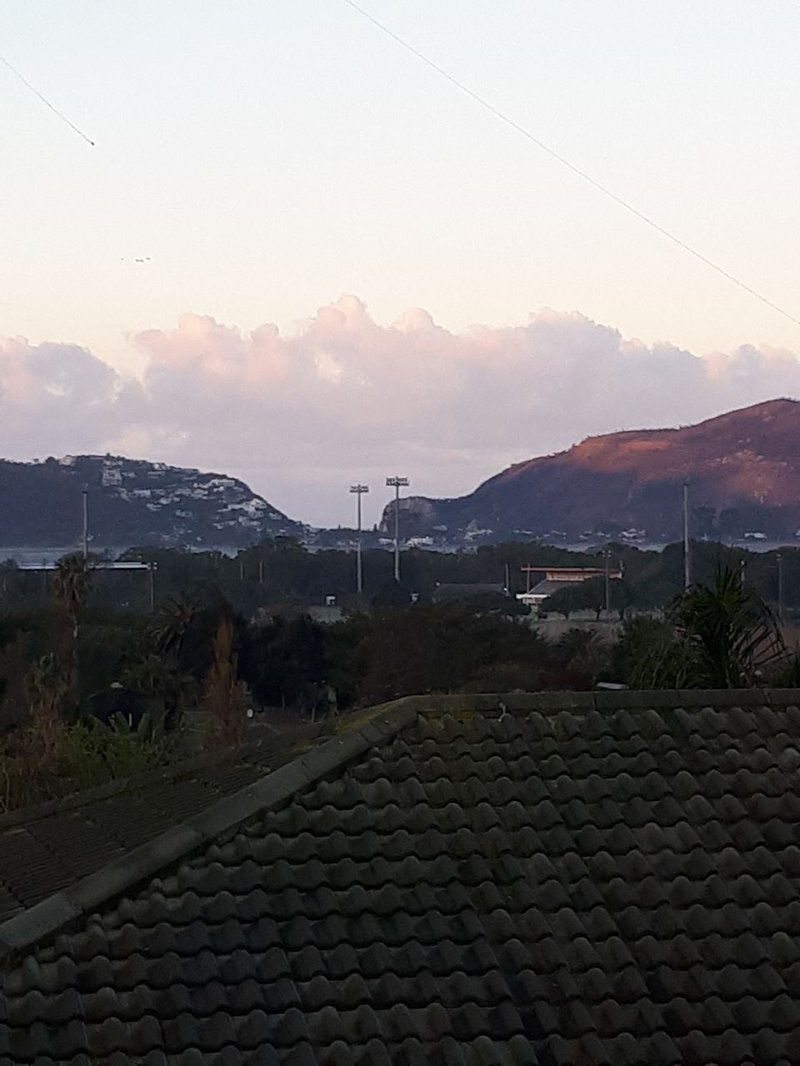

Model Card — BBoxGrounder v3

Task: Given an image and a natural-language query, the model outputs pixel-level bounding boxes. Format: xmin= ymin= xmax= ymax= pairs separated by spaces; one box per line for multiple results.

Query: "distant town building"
xmin=517 ymin=565 xmax=622 ymax=608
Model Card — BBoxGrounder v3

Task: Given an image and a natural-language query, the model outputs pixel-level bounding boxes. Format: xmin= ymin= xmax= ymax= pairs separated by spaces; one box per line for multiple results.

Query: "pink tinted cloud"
xmin=2 ymin=296 xmax=799 ymax=523
xmin=0 ymin=336 xmax=129 ymax=456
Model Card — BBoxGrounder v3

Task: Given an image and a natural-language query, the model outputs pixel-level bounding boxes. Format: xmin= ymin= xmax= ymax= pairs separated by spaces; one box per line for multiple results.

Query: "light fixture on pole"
xmin=349 ymin=484 xmax=369 ymax=596
xmin=386 ymin=476 xmax=409 ymax=582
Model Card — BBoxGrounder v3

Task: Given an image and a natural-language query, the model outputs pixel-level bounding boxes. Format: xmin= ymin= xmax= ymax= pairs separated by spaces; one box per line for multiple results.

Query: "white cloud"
xmin=1 ymin=297 xmax=799 ymax=525
xmin=0 ymin=336 xmax=130 ymax=457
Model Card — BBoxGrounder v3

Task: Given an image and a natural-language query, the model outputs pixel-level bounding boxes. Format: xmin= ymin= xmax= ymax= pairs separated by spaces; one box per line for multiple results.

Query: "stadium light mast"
xmin=386 ymin=476 xmax=409 ymax=582
xmin=683 ymin=479 xmax=691 ymax=589
xmin=349 ymin=484 xmax=369 ymax=596
xmin=82 ymin=485 xmax=89 ymax=560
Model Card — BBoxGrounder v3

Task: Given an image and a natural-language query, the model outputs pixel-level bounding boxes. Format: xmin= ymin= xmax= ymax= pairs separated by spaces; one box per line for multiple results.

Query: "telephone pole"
xmin=386 ymin=476 xmax=409 ymax=582
xmin=82 ymin=485 xmax=89 ymax=560
xmin=350 ymin=484 xmax=369 ymax=596
xmin=604 ymin=548 xmax=611 ymax=616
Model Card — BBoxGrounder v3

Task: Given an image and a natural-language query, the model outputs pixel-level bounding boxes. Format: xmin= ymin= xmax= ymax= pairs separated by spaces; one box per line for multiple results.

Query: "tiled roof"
xmin=0 ymin=716 xmax=346 ymax=923
xmin=3 ymin=690 xmax=800 ymax=1063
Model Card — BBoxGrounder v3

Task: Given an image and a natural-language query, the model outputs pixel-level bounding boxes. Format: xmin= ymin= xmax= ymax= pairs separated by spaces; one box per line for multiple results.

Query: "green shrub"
xmin=0 ymin=712 xmax=168 ymax=812
xmin=61 ymin=714 xmax=166 ymax=790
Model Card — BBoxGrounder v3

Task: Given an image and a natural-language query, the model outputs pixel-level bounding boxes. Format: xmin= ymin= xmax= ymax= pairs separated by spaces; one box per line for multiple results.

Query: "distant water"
xmin=558 ymin=539 xmax=799 ymax=555
xmin=0 ymin=548 xmax=73 ymax=566
xmin=2 ymin=539 xmax=798 ymax=566
xmin=0 ymin=547 xmax=130 ymax=565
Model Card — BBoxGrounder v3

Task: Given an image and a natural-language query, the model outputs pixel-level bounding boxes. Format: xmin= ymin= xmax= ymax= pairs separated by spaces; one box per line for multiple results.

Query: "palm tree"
xmin=52 ymin=553 xmax=90 ymax=628
xmin=669 ymin=563 xmax=786 ymax=688
xmin=152 ymin=595 xmax=197 ymax=663
xmin=121 ymin=647 xmax=202 ymax=732
xmin=52 ymin=553 xmax=91 ymax=702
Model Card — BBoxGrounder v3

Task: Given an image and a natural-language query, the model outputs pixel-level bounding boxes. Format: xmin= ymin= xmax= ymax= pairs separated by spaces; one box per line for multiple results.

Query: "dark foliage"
xmin=668 ymin=563 xmax=786 ymax=687
xmin=328 ymin=605 xmax=553 ymax=705
xmin=239 ymin=614 xmax=327 ymax=710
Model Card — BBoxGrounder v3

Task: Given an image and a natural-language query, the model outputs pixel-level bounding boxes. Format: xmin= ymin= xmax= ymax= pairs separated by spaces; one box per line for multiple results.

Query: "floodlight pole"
xmin=777 ymin=552 xmax=784 ymax=624
xmin=82 ymin=485 xmax=89 ymax=560
xmin=350 ymin=484 xmax=369 ymax=595
xmin=683 ymin=479 xmax=691 ymax=589
xmin=386 ymin=476 xmax=409 ymax=582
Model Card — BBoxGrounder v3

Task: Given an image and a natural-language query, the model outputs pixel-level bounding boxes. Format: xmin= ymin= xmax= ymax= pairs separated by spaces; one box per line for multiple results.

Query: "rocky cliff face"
xmin=0 ymin=455 xmax=300 ymax=551
xmin=383 ymin=399 xmax=800 ymax=545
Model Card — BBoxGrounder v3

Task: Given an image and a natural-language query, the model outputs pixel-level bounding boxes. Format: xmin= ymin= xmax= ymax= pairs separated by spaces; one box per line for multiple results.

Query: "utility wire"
xmin=341 ymin=0 xmax=799 ymax=329
xmin=0 ymin=54 xmax=95 ymax=146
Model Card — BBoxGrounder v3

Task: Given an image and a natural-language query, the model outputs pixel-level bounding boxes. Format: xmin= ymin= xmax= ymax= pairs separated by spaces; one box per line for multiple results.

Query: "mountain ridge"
xmin=384 ymin=398 xmax=800 ymax=545
xmin=0 ymin=454 xmax=300 ymax=552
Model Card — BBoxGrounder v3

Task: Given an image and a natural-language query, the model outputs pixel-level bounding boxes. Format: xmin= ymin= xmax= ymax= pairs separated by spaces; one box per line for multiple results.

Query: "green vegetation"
xmin=2 ymin=537 xmax=799 ymax=618
xmin=542 ymin=578 xmax=607 ymax=620
xmin=611 ymin=564 xmax=789 ymax=689
xmin=0 ymin=541 xmax=797 ymax=812
xmin=670 ymin=564 xmax=785 ymax=687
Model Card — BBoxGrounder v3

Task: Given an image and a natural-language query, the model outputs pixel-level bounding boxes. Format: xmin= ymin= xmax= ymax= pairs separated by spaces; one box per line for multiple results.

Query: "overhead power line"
xmin=341 ymin=0 xmax=799 ymax=329
xmin=0 ymin=54 xmax=95 ymax=146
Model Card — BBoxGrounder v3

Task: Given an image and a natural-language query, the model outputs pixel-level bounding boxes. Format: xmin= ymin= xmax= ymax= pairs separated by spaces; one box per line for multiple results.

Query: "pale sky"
xmin=2 ymin=2 xmax=800 ymax=525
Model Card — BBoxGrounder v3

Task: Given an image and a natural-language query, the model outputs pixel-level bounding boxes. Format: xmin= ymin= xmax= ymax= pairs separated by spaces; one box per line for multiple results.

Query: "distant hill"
xmin=385 ymin=399 xmax=800 ymax=545
xmin=0 ymin=455 xmax=300 ymax=553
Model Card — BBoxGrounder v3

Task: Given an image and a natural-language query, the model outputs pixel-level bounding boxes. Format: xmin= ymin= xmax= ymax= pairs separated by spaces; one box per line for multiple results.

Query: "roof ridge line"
xmin=6 ymin=688 xmax=796 ymax=830
xmin=409 ymin=689 xmax=800 ymax=716
xmin=0 ymin=702 xmax=417 ymax=966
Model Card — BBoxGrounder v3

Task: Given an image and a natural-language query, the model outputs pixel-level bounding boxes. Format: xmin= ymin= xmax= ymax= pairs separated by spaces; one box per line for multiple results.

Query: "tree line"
xmin=2 ymin=537 xmax=797 ymax=617
xmin=0 ymin=539 xmax=798 ymax=812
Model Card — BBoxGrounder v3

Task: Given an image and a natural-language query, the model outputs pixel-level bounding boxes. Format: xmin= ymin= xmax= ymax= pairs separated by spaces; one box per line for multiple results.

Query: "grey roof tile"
xmin=5 ymin=697 xmax=800 ymax=1061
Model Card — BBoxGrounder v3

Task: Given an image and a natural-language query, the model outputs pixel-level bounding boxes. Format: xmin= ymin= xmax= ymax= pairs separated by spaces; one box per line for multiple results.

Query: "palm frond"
xmin=669 ymin=563 xmax=786 ymax=688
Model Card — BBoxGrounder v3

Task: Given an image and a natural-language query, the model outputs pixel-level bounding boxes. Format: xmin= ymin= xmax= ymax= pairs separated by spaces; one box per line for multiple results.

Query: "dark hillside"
xmin=0 ymin=454 xmax=300 ymax=551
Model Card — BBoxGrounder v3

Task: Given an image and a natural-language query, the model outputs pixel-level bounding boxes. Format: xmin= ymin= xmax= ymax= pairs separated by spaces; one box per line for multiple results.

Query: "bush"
xmin=0 ymin=711 xmax=168 ymax=813
xmin=610 ymin=616 xmax=694 ymax=689
xmin=330 ymin=605 xmax=552 ymax=705
xmin=61 ymin=714 xmax=166 ymax=790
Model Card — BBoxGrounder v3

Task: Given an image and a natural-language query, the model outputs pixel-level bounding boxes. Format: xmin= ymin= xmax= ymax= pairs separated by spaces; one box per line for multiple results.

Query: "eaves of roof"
xmin=0 ymin=699 xmax=419 ymax=968
xmin=4 ymin=687 xmax=800 ymax=1062
xmin=2 ymin=687 xmax=799 ymax=969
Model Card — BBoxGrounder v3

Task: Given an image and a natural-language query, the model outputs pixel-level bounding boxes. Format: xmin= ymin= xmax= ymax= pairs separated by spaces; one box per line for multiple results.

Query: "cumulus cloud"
xmin=0 ymin=336 xmax=133 ymax=457
xmin=2 ymin=297 xmax=799 ymax=524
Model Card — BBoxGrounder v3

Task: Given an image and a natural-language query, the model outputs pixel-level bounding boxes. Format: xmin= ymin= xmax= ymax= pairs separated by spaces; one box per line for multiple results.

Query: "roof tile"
xmin=4 ymin=697 xmax=800 ymax=1060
